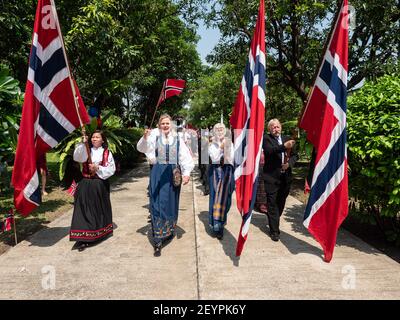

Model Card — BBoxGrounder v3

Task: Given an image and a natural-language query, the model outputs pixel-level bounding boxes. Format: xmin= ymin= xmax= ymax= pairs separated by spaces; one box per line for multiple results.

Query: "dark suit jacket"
xmin=262 ymin=133 xmax=298 ymax=190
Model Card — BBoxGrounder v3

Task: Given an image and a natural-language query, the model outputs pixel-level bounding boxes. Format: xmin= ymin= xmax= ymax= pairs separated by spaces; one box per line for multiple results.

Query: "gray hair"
xmin=267 ymin=118 xmax=281 ymax=130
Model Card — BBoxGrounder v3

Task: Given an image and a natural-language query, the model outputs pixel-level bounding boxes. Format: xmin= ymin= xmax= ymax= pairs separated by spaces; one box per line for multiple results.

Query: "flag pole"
xmin=13 ymin=215 xmax=17 ymax=245
xmin=50 ymin=0 xmax=92 ymax=164
xmin=149 ymin=81 xmax=165 ymax=128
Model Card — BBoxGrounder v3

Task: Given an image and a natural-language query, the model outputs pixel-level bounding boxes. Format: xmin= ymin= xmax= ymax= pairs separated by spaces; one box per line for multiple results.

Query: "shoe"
xmin=216 ymin=233 xmax=223 ymax=240
xmin=154 ymin=243 xmax=162 ymax=257
xmin=270 ymin=233 xmax=280 ymax=242
xmin=78 ymin=242 xmax=89 ymax=252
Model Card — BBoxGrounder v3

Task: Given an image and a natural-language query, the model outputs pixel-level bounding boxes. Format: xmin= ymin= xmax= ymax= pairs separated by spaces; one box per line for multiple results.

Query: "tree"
xmin=202 ymin=0 xmax=400 ymax=106
xmin=188 ymin=63 xmax=241 ymax=128
xmin=0 ymin=0 xmax=87 ymax=84
xmin=0 ymin=0 xmax=203 ymax=126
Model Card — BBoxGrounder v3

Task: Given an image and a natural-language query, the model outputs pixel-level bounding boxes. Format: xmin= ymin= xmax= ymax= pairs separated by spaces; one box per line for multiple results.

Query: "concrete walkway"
xmin=0 ymin=164 xmax=399 ymax=299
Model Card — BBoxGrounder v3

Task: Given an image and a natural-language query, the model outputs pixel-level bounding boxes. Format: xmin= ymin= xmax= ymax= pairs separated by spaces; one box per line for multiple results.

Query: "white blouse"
xmin=209 ymin=138 xmax=234 ymax=165
xmin=137 ymin=130 xmax=194 ymax=177
xmin=73 ymin=143 xmax=116 ymax=180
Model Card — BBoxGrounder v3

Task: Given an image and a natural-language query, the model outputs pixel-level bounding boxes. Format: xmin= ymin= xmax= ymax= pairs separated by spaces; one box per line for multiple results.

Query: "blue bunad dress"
xmin=137 ymin=130 xmax=194 ymax=246
xmin=208 ymin=137 xmax=235 ymax=238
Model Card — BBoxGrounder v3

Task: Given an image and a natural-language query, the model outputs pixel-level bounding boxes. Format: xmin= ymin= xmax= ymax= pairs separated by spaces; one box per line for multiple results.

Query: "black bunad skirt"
xmin=69 ymin=177 xmax=113 ymax=243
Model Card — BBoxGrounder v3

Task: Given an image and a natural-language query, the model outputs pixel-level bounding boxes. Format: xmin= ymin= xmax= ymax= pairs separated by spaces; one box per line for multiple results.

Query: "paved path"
xmin=0 ymin=165 xmax=399 ymax=299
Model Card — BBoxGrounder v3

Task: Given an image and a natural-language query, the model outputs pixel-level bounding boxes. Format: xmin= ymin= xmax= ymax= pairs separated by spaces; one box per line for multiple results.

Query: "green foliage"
xmin=63 ymin=0 xmax=202 ymax=126
xmin=0 ymin=66 xmax=22 ymax=164
xmin=54 ymin=112 xmax=141 ymax=181
xmin=347 ymin=74 xmax=400 ymax=245
xmin=188 ymin=63 xmax=241 ymax=128
xmin=0 ymin=0 xmax=202 ymax=128
xmin=113 ymin=127 xmax=144 ymax=169
xmin=203 ymin=0 xmax=399 ymax=106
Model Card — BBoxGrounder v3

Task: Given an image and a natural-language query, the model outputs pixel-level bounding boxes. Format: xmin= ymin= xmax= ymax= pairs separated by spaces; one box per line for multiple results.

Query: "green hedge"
xmin=347 ymin=74 xmax=400 ymax=245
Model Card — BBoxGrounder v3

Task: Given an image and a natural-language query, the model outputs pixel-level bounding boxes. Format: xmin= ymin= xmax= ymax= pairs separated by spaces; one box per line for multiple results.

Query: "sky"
xmin=196 ymin=20 xmax=221 ymax=65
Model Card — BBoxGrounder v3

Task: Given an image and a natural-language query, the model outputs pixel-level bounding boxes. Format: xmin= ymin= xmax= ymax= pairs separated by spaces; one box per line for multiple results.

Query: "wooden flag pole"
xmin=149 ymin=81 xmax=166 ymax=128
xmin=13 ymin=215 xmax=17 ymax=245
xmin=50 ymin=0 xmax=92 ymax=164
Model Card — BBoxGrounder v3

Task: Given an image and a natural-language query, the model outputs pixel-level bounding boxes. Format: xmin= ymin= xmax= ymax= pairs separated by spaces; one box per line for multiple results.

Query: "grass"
xmin=0 ymin=152 xmax=74 ymax=254
xmin=0 ymin=151 xmax=137 ymax=255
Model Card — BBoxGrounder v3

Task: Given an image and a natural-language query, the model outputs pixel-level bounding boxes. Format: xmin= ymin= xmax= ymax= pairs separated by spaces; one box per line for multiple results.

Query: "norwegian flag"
xmin=156 ymin=79 xmax=186 ymax=107
xmin=230 ymin=0 xmax=266 ymax=257
xmin=66 ymin=179 xmax=78 ymax=196
xmin=11 ymin=0 xmax=90 ymax=216
xmin=299 ymin=0 xmax=349 ymax=262
xmin=1 ymin=210 xmax=14 ymax=233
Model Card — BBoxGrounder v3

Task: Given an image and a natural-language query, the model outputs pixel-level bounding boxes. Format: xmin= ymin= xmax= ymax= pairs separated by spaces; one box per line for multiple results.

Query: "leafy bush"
xmin=54 ymin=112 xmax=143 ymax=184
xmin=0 ymin=66 xmax=22 ymax=165
xmin=347 ymin=74 xmax=400 ymax=245
xmin=114 ymin=127 xmax=144 ymax=169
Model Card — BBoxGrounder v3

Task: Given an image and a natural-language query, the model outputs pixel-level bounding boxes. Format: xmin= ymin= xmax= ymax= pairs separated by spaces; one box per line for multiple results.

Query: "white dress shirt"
xmin=137 ymin=131 xmax=194 ymax=177
xmin=209 ymin=138 xmax=234 ymax=165
xmin=276 ymin=135 xmax=285 ymax=164
xmin=73 ymin=143 xmax=116 ymax=180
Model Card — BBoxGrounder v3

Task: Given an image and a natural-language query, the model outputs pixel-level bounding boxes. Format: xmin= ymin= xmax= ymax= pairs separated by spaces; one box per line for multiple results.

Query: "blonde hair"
xmin=158 ymin=114 xmax=172 ymax=127
xmin=157 ymin=114 xmax=177 ymax=136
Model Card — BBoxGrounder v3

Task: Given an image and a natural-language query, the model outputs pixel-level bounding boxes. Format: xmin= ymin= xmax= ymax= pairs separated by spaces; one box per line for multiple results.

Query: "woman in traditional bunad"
xmin=208 ymin=122 xmax=235 ymax=240
xmin=137 ymin=114 xmax=194 ymax=256
xmin=70 ymin=130 xmax=116 ymax=251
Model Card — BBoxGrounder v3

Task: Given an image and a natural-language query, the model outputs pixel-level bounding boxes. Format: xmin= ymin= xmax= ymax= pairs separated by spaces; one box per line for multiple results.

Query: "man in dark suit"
xmin=262 ymin=119 xmax=298 ymax=241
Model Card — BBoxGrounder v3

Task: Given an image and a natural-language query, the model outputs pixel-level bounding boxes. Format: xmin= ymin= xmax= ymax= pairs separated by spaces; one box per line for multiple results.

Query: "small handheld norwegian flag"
xmin=156 ymin=79 xmax=186 ymax=108
xmin=67 ymin=180 xmax=78 ymax=196
xmin=1 ymin=209 xmax=14 ymax=233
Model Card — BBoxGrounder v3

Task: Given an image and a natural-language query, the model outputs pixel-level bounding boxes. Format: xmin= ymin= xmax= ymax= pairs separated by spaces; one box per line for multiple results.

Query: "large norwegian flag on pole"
xmin=230 ymin=0 xmax=266 ymax=257
xmin=299 ymin=0 xmax=349 ymax=262
xmin=11 ymin=0 xmax=90 ymax=216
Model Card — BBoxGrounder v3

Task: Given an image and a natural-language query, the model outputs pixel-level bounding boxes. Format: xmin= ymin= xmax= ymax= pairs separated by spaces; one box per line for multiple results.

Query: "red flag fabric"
xmin=230 ymin=0 xmax=266 ymax=256
xmin=11 ymin=0 xmax=90 ymax=216
xmin=67 ymin=180 xmax=78 ymax=196
xmin=299 ymin=0 xmax=349 ymax=262
xmin=156 ymin=79 xmax=186 ymax=107
xmin=1 ymin=210 xmax=14 ymax=233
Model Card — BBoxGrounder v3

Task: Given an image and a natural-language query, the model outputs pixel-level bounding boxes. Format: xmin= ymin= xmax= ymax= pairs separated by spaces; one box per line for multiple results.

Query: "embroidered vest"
xmin=155 ymin=136 xmax=179 ymax=164
xmin=82 ymin=148 xmax=109 ymax=178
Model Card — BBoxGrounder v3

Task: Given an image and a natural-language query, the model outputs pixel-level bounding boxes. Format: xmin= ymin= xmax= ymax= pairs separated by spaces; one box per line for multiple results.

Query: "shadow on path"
xmin=251 ymin=212 xmax=323 ymax=259
xmin=111 ymin=165 xmax=150 ymax=192
xmin=198 ymin=211 xmax=240 ymax=266
xmin=284 ymin=204 xmax=382 ymax=257
xmin=136 ymin=224 xmax=186 ymax=250
xmin=26 ymin=226 xmax=70 ymax=247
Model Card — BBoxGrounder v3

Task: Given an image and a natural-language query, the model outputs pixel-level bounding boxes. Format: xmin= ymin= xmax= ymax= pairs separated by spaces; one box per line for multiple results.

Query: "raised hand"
xmin=144 ymin=128 xmax=151 ymax=140
xmin=284 ymin=139 xmax=296 ymax=149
